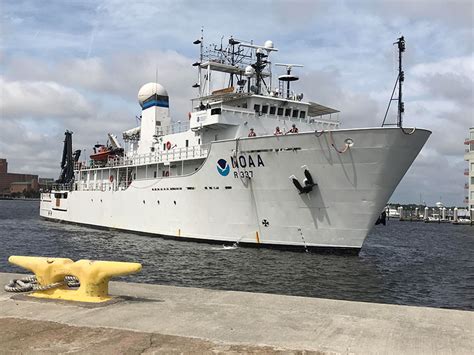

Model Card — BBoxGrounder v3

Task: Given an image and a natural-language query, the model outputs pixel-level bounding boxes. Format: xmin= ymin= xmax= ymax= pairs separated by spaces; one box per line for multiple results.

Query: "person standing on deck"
xmin=287 ymin=124 xmax=299 ymax=134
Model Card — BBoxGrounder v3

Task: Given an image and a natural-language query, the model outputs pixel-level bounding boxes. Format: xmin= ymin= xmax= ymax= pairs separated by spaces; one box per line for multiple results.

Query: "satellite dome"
xmin=244 ymin=65 xmax=255 ymax=77
xmin=264 ymin=40 xmax=274 ymax=50
xmin=138 ymin=82 xmax=168 ymax=107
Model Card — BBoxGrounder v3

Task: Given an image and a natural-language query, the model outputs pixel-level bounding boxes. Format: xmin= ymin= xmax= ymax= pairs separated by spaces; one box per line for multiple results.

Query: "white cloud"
xmin=0 ymin=77 xmax=94 ymax=119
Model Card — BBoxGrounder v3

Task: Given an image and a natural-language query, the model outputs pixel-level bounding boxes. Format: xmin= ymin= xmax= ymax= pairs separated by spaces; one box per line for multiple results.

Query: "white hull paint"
xmin=41 ymin=128 xmax=430 ymax=251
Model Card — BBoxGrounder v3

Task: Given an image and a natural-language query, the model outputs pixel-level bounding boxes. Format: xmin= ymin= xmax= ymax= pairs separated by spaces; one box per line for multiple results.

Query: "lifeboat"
xmin=90 ymin=144 xmax=123 ymax=162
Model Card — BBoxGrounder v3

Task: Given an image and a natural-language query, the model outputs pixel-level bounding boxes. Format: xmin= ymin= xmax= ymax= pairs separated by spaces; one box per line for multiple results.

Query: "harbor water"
xmin=0 ymin=200 xmax=472 ymax=311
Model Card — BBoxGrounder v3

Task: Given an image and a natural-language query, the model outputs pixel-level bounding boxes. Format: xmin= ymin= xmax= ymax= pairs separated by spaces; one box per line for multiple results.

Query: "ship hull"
xmin=40 ymin=128 xmax=430 ymax=252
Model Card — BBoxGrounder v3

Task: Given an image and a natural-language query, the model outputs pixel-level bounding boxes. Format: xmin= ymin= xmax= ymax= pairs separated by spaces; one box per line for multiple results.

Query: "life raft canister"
xmin=164 ymin=170 xmax=170 ymax=177
xmin=166 ymin=141 xmax=172 ymax=150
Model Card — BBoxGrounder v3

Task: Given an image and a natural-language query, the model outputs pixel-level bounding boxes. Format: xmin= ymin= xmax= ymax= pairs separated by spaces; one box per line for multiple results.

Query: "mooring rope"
xmin=328 ymin=130 xmax=350 ymax=154
xmin=4 ymin=275 xmax=80 ymax=293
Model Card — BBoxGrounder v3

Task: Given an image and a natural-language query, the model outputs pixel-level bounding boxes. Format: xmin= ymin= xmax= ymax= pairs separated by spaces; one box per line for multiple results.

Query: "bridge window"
xmin=254 ymin=104 xmax=260 ymax=112
xmin=277 ymin=107 xmax=284 ymax=116
xmin=269 ymin=106 xmax=276 ymax=115
xmin=262 ymin=105 xmax=269 ymax=114
xmin=300 ymin=111 xmax=306 ymax=119
xmin=211 ymin=107 xmax=221 ymax=115
xmin=292 ymin=109 xmax=299 ymax=118
xmin=285 ymin=108 xmax=291 ymax=117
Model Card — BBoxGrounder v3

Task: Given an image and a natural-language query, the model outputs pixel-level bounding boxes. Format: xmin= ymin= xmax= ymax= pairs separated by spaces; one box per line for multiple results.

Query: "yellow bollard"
xmin=8 ymin=256 xmax=142 ymax=303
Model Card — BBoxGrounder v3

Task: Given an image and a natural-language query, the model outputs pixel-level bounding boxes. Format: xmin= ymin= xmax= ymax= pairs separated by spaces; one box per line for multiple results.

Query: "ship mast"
xmin=396 ymin=36 xmax=405 ymax=127
xmin=192 ymin=27 xmax=204 ymax=97
xmin=382 ymin=35 xmax=406 ymax=128
xmin=191 ymin=35 xmax=278 ymax=101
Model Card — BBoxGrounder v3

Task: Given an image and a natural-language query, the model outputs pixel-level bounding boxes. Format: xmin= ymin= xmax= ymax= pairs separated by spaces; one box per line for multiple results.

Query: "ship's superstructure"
xmin=40 ymin=34 xmax=431 ymax=253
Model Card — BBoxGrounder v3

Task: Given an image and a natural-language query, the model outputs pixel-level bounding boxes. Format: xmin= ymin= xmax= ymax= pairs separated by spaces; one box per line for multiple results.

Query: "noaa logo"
xmin=217 ymin=159 xmax=230 ymax=176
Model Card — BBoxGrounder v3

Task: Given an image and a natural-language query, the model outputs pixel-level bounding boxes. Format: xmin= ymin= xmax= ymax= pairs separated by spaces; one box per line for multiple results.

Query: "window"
xmin=163 ymin=143 xmax=166 ymax=150
xmin=269 ymin=106 xmax=276 ymax=115
xmin=242 ymin=103 xmax=247 ymax=108
xmin=154 ymin=171 xmax=157 ymax=178
xmin=300 ymin=111 xmax=306 ymax=119
xmin=292 ymin=109 xmax=299 ymax=118
xmin=211 ymin=107 xmax=221 ymax=115
xmin=277 ymin=107 xmax=284 ymax=116
xmin=254 ymin=104 xmax=260 ymax=112
xmin=285 ymin=108 xmax=291 ymax=117
xmin=185 ymin=140 xmax=189 ymax=147
xmin=262 ymin=105 xmax=269 ymax=114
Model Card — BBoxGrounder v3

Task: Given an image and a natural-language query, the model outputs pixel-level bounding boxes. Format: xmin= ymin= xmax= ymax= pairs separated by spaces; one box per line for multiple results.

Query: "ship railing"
xmin=75 ymin=144 xmax=210 ymax=171
xmin=129 ymin=144 xmax=210 ymax=165
xmin=78 ymin=182 xmax=116 ymax=192
xmin=51 ymin=182 xmax=73 ymax=191
xmin=156 ymin=121 xmax=190 ymax=136
xmin=75 ymin=160 xmax=108 ymax=170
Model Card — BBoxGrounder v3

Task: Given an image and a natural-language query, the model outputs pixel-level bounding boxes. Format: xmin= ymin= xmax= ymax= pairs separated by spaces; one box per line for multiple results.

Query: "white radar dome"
xmin=264 ymin=40 xmax=274 ymax=49
xmin=244 ymin=65 xmax=255 ymax=77
xmin=138 ymin=82 xmax=168 ymax=107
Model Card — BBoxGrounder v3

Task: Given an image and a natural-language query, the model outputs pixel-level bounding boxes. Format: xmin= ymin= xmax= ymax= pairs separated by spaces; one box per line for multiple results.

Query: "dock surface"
xmin=1 ymin=272 xmax=472 ymax=354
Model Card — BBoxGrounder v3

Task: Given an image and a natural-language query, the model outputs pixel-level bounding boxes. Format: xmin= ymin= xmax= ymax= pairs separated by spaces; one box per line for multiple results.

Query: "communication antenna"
xmin=275 ymin=63 xmax=303 ymax=99
xmin=382 ymin=36 xmax=406 ymax=127
xmin=240 ymin=41 xmax=278 ymax=95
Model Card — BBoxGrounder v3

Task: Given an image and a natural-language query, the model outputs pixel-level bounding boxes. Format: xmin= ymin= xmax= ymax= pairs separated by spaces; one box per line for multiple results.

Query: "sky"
xmin=0 ymin=0 xmax=473 ymax=206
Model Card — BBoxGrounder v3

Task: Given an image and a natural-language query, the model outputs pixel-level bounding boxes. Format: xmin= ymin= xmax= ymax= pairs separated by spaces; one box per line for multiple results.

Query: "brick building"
xmin=0 ymin=158 xmax=39 ymax=194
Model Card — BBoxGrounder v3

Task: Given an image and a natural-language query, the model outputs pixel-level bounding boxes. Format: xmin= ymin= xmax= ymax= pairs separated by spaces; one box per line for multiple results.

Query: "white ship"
xmin=40 ymin=34 xmax=430 ymax=253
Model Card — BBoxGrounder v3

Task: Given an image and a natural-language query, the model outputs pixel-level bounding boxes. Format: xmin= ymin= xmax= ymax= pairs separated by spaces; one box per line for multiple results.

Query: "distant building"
xmin=10 ymin=181 xmax=38 ymax=194
xmin=0 ymin=158 xmax=39 ymax=195
xmin=464 ymin=127 xmax=474 ymax=211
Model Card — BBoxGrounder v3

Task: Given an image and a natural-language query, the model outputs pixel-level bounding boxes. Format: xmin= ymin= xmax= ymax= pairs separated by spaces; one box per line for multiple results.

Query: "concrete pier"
xmin=1 ymin=272 xmax=472 ymax=354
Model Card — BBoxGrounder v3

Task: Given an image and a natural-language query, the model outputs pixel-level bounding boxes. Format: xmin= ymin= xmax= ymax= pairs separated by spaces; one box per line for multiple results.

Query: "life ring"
xmin=164 ymin=171 xmax=169 ymax=177
xmin=109 ymin=175 xmax=114 ymax=183
xmin=166 ymin=141 xmax=172 ymax=150
xmin=188 ymin=112 xmax=192 ymax=120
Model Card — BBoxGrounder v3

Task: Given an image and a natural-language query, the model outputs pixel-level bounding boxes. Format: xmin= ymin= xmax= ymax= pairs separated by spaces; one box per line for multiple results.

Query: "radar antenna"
xmin=240 ymin=42 xmax=278 ymax=95
xmin=275 ymin=63 xmax=303 ymax=99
